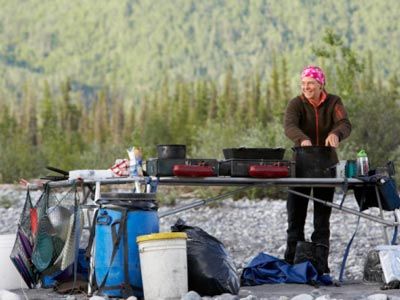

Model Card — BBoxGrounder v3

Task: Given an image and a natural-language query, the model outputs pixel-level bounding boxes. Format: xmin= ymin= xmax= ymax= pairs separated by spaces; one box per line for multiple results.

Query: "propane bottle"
xmin=356 ymin=149 xmax=369 ymax=176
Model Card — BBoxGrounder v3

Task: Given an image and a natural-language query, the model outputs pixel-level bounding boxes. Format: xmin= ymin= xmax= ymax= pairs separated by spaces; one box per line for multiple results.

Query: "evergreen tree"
xmin=93 ymin=89 xmax=110 ymax=145
xmin=207 ymin=81 xmax=218 ymax=121
xmin=109 ymin=95 xmax=125 ymax=144
xmin=20 ymin=82 xmax=38 ymax=146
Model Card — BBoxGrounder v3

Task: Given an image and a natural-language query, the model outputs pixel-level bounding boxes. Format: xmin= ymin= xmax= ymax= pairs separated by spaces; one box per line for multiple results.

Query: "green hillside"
xmin=1 ymin=0 xmax=399 ymax=102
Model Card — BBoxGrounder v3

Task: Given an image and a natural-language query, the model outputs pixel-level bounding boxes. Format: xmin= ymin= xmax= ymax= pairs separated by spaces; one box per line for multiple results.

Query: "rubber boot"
xmin=294 ymin=241 xmax=317 ymax=267
xmin=284 ymin=241 xmax=298 ymax=264
xmin=315 ymin=244 xmax=330 ymax=275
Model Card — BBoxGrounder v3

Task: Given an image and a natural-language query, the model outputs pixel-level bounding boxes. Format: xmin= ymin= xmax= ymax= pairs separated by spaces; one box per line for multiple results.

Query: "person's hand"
xmin=325 ymin=133 xmax=339 ymax=147
xmin=300 ymin=140 xmax=312 ymax=146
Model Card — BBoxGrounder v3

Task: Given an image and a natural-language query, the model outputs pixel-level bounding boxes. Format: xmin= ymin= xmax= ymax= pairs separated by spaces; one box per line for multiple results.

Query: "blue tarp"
xmin=240 ymin=252 xmax=332 ymax=286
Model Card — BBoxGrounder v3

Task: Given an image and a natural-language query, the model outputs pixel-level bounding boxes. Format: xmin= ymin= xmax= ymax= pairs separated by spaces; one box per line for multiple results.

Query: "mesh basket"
xmin=11 ymin=183 xmax=82 ymax=286
xmin=10 ymin=188 xmax=38 ymax=288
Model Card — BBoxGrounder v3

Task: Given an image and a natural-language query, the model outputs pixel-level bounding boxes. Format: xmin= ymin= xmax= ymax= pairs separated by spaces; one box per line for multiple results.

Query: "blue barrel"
xmin=94 ymin=193 xmax=159 ymax=298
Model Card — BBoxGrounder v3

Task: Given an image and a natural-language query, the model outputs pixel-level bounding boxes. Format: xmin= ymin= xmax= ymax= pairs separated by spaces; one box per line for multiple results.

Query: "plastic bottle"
xmin=356 ymin=149 xmax=369 ymax=176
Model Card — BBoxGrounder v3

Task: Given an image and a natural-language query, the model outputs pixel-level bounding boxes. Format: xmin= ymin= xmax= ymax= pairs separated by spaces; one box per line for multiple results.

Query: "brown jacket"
xmin=284 ymin=93 xmax=352 ymax=146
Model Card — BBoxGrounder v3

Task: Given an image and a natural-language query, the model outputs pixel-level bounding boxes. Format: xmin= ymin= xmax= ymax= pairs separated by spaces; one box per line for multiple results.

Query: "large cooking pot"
xmin=157 ymin=144 xmax=186 ymax=159
xmin=293 ymin=146 xmax=338 ymax=178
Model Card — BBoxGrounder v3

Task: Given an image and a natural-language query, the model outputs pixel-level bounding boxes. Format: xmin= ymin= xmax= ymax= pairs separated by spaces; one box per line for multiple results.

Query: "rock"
xmin=238 ymin=289 xmax=253 ymax=298
xmin=310 ymin=289 xmax=322 ymax=298
xmin=240 ymin=295 xmax=258 ymax=300
xmin=182 ymin=291 xmax=202 ymax=300
xmin=214 ymin=293 xmax=240 ymax=300
xmin=315 ymin=295 xmax=330 ymax=300
xmin=291 ymin=294 xmax=313 ymax=300
xmin=367 ymin=294 xmax=388 ymax=300
xmin=89 ymin=296 xmax=107 ymax=300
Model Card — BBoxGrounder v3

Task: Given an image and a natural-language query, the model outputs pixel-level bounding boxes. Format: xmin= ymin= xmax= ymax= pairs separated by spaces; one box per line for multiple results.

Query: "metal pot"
xmin=157 ymin=144 xmax=186 ymax=159
xmin=292 ymin=146 xmax=338 ymax=178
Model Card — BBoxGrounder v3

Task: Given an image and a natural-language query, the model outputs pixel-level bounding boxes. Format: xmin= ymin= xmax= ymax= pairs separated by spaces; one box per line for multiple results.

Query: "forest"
xmin=0 ymin=1 xmax=399 ymax=184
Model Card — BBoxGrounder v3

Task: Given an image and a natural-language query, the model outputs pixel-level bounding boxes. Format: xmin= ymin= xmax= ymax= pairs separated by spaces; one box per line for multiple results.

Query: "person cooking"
xmin=283 ymin=65 xmax=352 ymax=275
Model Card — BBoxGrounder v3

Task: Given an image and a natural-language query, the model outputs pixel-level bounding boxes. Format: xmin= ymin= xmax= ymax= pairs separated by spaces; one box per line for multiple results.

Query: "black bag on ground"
xmin=171 ymin=218 xmax=240 ymax=296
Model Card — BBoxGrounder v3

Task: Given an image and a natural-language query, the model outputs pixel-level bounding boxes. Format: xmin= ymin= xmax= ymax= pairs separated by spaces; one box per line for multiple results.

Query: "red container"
xmin=248 ymin=165 xmax=289 ymax=178
xmin=173 ymin=165 xmax=215 ymax=177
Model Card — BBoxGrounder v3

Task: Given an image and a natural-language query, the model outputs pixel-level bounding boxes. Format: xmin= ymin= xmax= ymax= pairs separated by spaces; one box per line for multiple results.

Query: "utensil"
xmin=47 ymin=206 xmax=73 ymax=241
xmin=17 ymin=230 xmax=33 ymax=259
xmin=31 ymin=217 xmax=55 ymax=272
xmin=60 ymin=210 xmax=83 ymax=270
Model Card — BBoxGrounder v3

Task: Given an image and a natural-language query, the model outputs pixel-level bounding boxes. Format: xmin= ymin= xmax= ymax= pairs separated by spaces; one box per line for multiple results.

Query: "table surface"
xmin=47 ymin=176 xmax=368 ymax=188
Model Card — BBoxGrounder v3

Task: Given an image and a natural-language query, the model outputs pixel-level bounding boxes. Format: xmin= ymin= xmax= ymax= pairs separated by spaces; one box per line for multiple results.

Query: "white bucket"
xmin=0 ymin=234 xmax=28 ymax=289
xmin=137 ymin=232 xmax=188 ymax=300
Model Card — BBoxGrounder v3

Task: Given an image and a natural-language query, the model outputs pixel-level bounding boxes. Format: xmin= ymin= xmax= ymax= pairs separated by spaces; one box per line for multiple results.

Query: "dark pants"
xmin=284 ymin=187 xmax=334 ymax=273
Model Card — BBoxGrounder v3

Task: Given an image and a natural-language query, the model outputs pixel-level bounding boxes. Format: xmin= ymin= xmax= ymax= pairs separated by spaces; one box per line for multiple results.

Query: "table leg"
xmin=374 ymin=186 xmax=390 ymax=244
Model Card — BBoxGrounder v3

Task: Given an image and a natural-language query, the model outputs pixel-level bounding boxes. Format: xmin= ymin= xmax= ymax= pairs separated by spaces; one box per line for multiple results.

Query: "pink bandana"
xmin=301 ymin=65 xmax=325 ymax=85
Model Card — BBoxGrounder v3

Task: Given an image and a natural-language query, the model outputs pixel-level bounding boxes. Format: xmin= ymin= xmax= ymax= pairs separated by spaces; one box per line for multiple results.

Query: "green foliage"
xmin=346 ymin=90 xmax=400 ymax=169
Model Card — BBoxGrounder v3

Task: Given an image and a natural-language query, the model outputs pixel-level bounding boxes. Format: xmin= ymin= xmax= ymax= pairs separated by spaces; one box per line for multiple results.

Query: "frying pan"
xmin=41 ymin=166 xmax=69 ymax=181
xmin=46 ymin=166 xmax=69 ymax=176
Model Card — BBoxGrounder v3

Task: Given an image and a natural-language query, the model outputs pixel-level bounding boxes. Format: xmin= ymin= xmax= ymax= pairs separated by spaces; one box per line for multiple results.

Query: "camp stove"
xmin=218 ymin=159 xmax=294 ymax=177
xmin=146 ymin=158 xmax=219 ymax=177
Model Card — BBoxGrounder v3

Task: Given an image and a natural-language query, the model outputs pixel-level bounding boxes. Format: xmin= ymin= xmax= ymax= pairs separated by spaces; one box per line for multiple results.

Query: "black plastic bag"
xmin=171 ymin=218 xmax=240 ymax=296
